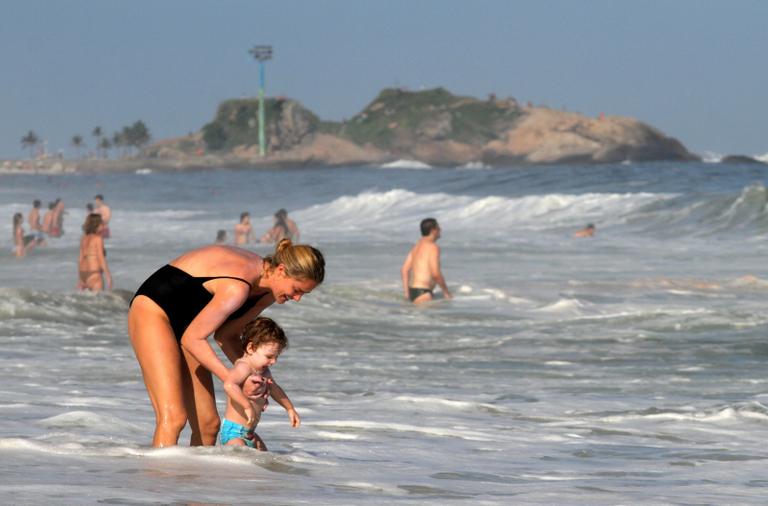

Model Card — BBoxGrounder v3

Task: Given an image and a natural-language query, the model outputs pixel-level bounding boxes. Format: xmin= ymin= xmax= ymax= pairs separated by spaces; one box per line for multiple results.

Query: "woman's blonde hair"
xmin=82 ymin=213 xmax=103 ymax=235
xmin=264 ymin=239 xmax=325 ymax=283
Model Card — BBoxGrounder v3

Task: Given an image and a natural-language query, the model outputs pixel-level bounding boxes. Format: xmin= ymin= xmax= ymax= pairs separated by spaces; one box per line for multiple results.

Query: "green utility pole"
xmin=248 ymin=45 xmax=273 ymax=157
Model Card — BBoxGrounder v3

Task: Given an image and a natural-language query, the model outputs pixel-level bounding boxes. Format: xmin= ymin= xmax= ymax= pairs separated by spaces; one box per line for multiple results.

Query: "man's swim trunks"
xmin=408 ymin=287 xmax=433 ymax=301
xmin=130 ymin=264 xmax=266 ymax=341
xmin=219 ymin=418 xmax=256 ymax=448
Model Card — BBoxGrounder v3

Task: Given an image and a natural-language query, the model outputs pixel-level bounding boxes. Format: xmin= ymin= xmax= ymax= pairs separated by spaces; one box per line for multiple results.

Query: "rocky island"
xmin=147 ymin=87 xmax=697 ymax=168
xmin=4 ymin=87 xmax=700 ymax=173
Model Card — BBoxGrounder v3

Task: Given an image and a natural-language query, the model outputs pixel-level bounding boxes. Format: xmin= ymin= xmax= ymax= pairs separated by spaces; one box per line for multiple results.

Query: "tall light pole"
xmin=249 ymin=45 xmax=272 ymax=157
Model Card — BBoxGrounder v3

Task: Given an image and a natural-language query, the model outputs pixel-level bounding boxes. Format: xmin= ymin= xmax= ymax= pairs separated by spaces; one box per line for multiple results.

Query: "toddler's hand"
xmin=245 ymin=407 xmax=256 ymax=428
xmin=287 ymin=408 xmax=300 ymax=428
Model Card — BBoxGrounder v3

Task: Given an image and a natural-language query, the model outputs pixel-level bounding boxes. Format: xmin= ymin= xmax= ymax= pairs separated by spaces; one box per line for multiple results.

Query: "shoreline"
xmin=1 ymin=153 xmax=760 ymax=175
xmin=0 ymin=156 xmax=315 ymax=174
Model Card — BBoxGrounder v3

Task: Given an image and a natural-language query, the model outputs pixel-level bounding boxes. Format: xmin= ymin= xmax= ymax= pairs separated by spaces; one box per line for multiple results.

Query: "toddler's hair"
xmin=240 ymin=316 xmax=288 ymax=352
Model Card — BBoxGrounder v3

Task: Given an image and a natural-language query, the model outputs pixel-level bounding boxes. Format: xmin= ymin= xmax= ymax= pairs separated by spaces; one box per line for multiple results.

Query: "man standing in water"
xmin=400 ymin=218 xmax=452 ymax=304
xmin=28 ymin=199 xmax=46 ymax=246
xmin=94 ymin=195 xmax=111 ymax=239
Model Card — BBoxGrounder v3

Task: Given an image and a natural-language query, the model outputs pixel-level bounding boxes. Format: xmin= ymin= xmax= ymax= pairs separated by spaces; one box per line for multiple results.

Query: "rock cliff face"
xmin=482 ymin=108 xmax=696 ymax=164
xmin=145 ymin=88 xmax=698 ymax=166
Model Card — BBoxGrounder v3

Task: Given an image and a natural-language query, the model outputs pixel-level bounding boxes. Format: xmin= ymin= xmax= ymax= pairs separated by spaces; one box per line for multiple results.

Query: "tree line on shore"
xmin=20 ymin=120 xmax=151 ymax=159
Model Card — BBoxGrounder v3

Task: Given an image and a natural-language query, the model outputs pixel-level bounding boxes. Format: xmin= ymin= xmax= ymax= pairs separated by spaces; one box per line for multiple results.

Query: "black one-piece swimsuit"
xmin=131 ymin=264 xmax=265 ymax=341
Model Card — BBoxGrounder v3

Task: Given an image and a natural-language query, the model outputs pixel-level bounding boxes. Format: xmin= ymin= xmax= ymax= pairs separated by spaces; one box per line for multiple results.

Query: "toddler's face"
xmin=247 ymin=342 xmax=281 ymax=370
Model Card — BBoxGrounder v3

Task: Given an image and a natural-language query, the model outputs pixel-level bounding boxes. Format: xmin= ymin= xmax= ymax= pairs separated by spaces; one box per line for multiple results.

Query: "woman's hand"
xmin=243 ymin=373 xmax=270 ymax=402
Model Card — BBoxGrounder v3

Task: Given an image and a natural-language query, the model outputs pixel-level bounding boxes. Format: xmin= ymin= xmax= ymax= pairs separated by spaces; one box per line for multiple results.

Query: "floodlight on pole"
xmin=249 ymin=45 xmax=273 ymax=157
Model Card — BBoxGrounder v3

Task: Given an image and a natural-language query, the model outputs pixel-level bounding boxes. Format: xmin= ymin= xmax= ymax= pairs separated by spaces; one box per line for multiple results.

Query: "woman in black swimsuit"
xmin=128 ymin=239 xmax=324 ymax=447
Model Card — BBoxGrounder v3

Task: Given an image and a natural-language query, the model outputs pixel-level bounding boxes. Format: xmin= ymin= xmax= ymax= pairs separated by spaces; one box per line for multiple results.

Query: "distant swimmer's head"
xmin=420 ymin=217 xmax=440 ymax=238
xmin=586 ymin=223 xmax=595 ymax=230
xmin=33 ymin=199 xmax=41 ymax=208
xmin=276 ymin=208 xmax=288 ymax=219
xmin=94 ymin=194 xmax=104 ymax=203
xmin=216 ymin=229 xmax=227 ymax=242
xmin=13 ymin=212 xmax=23 ymax=228
xmin=263 ymin=239 xmax=325 ymax=304
xmin=240 ymin=211 xmax=250 ymax=223
xmin=82 ymin=213 xmax=103 ymax=235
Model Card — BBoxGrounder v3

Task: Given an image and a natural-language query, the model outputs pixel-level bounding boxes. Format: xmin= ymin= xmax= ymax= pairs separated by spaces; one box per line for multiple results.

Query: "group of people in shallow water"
xmin=12 ymin=194 xmax=114 ymax=293
xmin=12 ymin=197 xmax=66 ymax=256
xmin=12 ymin=195 xmax=505 ymax=449
xmin=127 ymin=214 xmax=603 ymax=449
xmin=216 ymin=208 xmax=301 ymax=246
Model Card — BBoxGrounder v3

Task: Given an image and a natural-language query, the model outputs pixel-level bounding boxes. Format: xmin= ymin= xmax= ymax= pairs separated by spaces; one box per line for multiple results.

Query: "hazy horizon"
xmin=1 ymin=0 xmax=766 ymax=160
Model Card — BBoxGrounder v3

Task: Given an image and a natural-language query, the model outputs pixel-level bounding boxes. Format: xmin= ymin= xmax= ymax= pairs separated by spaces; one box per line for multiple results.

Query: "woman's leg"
xmin=180 ymin=346 xmax=220 ymax=446
xmin=128 ymin=296 xmax=188 ymax=447
xmin=83 ymin=271 xmax=103 ymax=292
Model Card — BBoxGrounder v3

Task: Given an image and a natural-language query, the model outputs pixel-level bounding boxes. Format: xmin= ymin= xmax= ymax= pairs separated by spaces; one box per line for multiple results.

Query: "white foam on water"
xmin=379 ymin=159 xmax=432 ymax=169
xmin=534 ymin=298 xmax=587 ymax=314
xmin=392 ymin=395 xmax=500 ymax=412
xmin=311 ymin=419 xmax=496 ymax=441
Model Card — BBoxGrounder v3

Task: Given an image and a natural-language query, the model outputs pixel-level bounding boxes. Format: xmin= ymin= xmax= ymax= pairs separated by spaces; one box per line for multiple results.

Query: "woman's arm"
xmin=180 ymin=281 xmax=250 ymax=382
xmin=95 ymin=237 xmax=112 ymax=290
xmin=213 ymin=295 xmax=274 ymax=363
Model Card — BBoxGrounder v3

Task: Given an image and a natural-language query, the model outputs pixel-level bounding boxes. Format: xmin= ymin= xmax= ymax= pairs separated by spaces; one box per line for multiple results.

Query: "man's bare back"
xmin=400 ymin=218 xmax=452 ymax=304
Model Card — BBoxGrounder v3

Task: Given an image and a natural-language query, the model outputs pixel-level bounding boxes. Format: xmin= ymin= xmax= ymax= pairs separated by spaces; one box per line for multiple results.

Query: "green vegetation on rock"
xmin=338 ymin=87 xmax=522 ymax=149
xmin=202 ymin=97 xmax=322 ymax=152
xmin=201 ymin=88 xmax=522 ymax=153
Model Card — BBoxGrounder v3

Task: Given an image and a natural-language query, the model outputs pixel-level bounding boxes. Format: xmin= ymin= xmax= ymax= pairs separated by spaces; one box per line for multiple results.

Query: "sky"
xmin=1 ymin=0 xmax=766 ymax=159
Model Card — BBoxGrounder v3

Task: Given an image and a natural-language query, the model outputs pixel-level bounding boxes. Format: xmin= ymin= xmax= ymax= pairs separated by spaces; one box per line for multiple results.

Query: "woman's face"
xmin=270 ymin=265 xmax=318 ymax=304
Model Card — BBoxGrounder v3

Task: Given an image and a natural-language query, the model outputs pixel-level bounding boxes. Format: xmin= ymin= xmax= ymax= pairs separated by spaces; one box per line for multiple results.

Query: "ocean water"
xmin=2 ymin=161 xmax=768 ymax=505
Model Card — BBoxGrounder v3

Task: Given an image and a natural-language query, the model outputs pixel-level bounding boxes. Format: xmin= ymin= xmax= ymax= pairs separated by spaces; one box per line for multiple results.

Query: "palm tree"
xmin=71 ymin=135 xmax=85 ymax=159
xmin=92 ymin=126 xmax=103 ymax=158
xmin=99 ymin=137 xmax=112 ymax=159
xmin=112 ymin=131 xmax=125 ymax=158
xmin=21 ymin=130 xmax=39 ymax=158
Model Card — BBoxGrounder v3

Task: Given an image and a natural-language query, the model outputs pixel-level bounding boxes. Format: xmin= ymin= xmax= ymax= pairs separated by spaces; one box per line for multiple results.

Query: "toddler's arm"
xmin=269 ymin=380 xmax=300 ymax=427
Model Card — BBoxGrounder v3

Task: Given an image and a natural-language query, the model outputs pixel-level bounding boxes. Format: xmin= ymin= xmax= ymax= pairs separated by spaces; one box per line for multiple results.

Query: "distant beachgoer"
xmin=49 ymin=198 xmax=65 ymax=238
xmin=78 ymin=213 xmax=112 ymax=292
xmin=400 ymin=218 xmax=452 ymax=304
xmin=28 ymin=199 xmax=47 ymax=246
xmin=261 ymin=209 xmax=299 ymax=244
xmin=41 ymin=202 xmax=55 ymax=235
xmin=278 ymin=209 xmax=300 ymax=242
xmin=215 ymin=229 xmax=228 ymax=244
xmin=221 ymin=317 xmax=299 ymax=451
xmin=234 ymin=212 xmax=254 ymax=245
xmin=128 ymin=239 xmax=325 ymax=447
xmin=574 ymin=223 xmax=596 ymax=238
xmin=12 ymin=212 xmax=37 ymax=257
xmin=94 ymin=194 xmax=111 ymax=239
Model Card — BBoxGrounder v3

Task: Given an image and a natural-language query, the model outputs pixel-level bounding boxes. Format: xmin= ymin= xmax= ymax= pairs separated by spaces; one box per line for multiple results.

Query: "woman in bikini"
xmin=78 ymin=213 xmax=112 ymax=292
xmin=260 ymin=209 xmax=295 ymax=243
xmin=12 ymin=212 xmax=36 ymax=258
xmin=128 ymin=238 xmax=325 ymax=447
